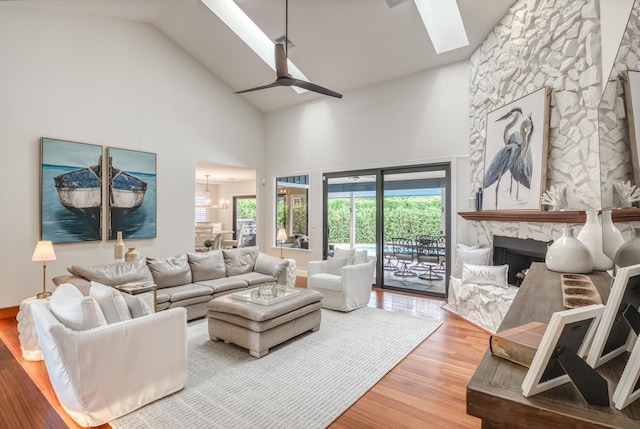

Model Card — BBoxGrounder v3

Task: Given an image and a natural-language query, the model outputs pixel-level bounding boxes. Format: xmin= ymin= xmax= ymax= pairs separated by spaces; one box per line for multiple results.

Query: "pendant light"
xmin=197 ymin=174 xmax=213 ymax=208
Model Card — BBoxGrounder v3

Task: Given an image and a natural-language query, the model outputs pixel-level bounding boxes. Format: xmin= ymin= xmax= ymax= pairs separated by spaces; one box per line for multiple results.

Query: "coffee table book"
xmin=490 ymin=321 xmax=547 ymax=368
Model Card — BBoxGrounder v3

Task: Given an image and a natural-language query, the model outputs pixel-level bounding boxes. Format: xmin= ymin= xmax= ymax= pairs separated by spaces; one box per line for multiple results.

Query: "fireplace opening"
xmin=492 ymin=236 xmax=551 ymax=286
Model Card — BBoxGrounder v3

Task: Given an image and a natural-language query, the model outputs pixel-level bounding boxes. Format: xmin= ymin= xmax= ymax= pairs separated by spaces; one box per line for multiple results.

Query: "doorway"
xmin=323 ymin=163 xmax=450 ymax=298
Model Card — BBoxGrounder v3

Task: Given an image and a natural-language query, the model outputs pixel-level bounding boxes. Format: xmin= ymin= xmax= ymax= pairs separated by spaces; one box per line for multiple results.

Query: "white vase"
xmin=602 ymin=210 xmax=624 ymax=260
xmin=577 ymin=210 xmax=613 ymax=271
xmin=545 ymin=227 xmax=593 ymax=274
xmin=615 ymin=227 xmax=640 ymax=269
xmin=114 ymin=231 xmax=125 ymax=263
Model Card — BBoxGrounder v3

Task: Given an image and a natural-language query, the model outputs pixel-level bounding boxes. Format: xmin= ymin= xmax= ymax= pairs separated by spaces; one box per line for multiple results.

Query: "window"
xmin=195 ymin=193 xmax=208 ymax=223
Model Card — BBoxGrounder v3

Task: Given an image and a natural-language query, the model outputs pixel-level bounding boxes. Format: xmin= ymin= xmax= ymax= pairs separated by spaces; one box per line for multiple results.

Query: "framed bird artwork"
xmin=481 ymin=87 xmax=551 ymax=211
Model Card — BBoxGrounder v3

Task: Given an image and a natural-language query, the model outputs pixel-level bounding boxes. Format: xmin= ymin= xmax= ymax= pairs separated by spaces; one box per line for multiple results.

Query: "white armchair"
xmin=31 ymin=292 xmax=187 ymax=427
xmin=307 ymin=256 xmax=376 ymax=312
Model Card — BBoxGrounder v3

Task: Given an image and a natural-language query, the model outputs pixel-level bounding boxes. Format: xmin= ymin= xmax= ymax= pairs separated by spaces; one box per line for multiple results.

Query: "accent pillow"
xmin=461 ymin=263 xmax=509 ymax=288
xmin=68 ymin=257 xmax=153 ymax=287
xmin=254 ymin=252 xmax=289 ymax=279
xmin=119 ymin=292 xmax=153 ymax=318
xmin=188 ymin=250 xmax=226 ymax=282
xmin=333 ymin=248 xmax=355 ymax=265
xmin=453 ymin=244 xmax=491 ymax=278
xmin=352 ymin=249 xmax=368 ymax=265
xmin=223 ymin=246 xmax=259 ymax=276
xmin=50 ymin=283 xmax=107 ymax=331
xmin=326 ymin=257 xmax=348 ymax=275
xmin=146 ymin=254 xmax=192 ymax=289
xmin=89 ymin=281 xmax=132 ymax=324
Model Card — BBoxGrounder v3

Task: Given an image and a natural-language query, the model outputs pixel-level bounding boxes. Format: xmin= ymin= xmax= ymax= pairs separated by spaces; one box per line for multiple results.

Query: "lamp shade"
xmin=32 ymin=240 xmax=56 ymax=262
xmin=277 ymin=228 xmax=288 ymax=241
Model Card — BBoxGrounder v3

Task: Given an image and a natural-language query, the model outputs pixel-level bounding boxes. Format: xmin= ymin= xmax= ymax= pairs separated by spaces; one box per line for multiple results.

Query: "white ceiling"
xmin=3 ymin=0 xmax=515 ymax=181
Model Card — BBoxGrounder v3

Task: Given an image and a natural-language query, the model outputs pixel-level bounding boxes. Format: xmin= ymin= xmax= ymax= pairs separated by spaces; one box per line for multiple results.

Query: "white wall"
xmin=263 ymin=61 xmax=471 ymax=270
xmin=0 ymin=7 xmax=264 ymax=307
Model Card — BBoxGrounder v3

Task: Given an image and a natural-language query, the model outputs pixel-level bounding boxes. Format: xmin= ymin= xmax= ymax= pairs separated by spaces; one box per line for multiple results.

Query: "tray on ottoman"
xmin=231 ymin=287 xmax=301 ymax=306
xmin=207 ymin=288 xmax=323 ymax=358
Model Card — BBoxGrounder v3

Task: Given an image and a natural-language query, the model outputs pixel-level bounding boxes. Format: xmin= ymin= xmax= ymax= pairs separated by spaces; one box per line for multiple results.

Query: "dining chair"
xmin=391 ymin=237 xmax=416 ymax=277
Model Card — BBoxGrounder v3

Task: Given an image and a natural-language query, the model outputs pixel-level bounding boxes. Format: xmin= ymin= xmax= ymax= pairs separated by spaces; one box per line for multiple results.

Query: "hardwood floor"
xmin=0 ymin=280 xmax=489 ymax=429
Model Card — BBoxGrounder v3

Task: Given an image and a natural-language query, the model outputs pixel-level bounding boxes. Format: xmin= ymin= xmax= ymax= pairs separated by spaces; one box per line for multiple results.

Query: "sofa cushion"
xmin=68 ymin=258 xmax=153 ymax=287
xmin=333 ymin=248 xmax=355 ymax=265
xmin=307 ymin=273 xmax=342 ymax=292
xmin=89 ymin=281 xmax=132 ymax=324
xmin=223 ymin=247 xmax=258 ymax=276
xmin=254 ymin=252 xmax=289 ymax=279
xmin=352 ymin=249 xmax=368 ymax=265
xmin=119 ymin=292 xmax=153 ymax=318
xmin=453 ymin=244 xmax=491 ymax=278
xmin=50 ymin=283 xmax=107 ymax=331
xmin=326 ymin=257 xmax=348 ymax=275
xmin=187 ymin=250 xmax=226 ymax=282
xmin=168 ymin=295 xmax=213 ymax=308
xmin=462 ymin=263 xmax=509 ymax=288
xmin=230 ymin=272 xmax=276 ymax=286
xmin=162 ymin=284 xmax=213 ymax=303
xmin=194 ymin=277 xmax=249 ymax=295
xmin=147 ymin=254 xmax=192 ymax=289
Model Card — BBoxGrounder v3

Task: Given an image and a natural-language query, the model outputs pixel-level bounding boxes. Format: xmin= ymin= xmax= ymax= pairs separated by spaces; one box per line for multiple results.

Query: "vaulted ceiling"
xmin=4 ymin=0 xmax=516 ymax=112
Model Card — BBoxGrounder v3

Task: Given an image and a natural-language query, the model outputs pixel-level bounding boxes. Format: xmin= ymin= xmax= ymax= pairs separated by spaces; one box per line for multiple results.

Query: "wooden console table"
xmin=467 ymin=263 xmax=640 ymax=428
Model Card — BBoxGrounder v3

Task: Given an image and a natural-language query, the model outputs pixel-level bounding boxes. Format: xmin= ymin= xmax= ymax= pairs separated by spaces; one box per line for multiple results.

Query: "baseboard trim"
xmin=0 ymin=306 xmax=19 ymax=320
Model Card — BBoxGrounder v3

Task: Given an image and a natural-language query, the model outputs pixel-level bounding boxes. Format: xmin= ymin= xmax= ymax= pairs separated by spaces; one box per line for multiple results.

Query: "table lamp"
xmin=32 ymin=240 xmax=56 ymax=299
xmin=277 ymin=228 xmax=288 ymax=259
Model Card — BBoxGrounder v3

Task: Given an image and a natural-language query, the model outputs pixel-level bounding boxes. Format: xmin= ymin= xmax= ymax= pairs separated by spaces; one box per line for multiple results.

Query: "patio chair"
xmin=391 ymin=237 xmax=416 ymax=277
xmin=414 ymin=235 xmax=443 ymax=280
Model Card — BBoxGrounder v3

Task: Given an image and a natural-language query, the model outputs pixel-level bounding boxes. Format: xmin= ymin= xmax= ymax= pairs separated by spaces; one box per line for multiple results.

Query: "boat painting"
xmin=107 ymin=147 xmax=156 ymax=240
xmin=41 ymin=138 xmax=103 ymax=243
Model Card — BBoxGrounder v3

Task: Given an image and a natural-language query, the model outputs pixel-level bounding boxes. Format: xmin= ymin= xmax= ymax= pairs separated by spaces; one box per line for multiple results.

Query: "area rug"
xmin=111 ymin=307 xmax=442 ymax=429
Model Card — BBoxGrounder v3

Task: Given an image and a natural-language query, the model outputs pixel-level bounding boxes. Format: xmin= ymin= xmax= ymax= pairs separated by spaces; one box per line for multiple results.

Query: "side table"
xmin=16 ymin=296 xmax=50 ymax=361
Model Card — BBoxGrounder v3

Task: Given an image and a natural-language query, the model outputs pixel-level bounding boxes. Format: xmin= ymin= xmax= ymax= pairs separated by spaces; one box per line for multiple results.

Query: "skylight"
xmin=414 ymin=0 xmax=469 ymax=54
xmin=200 ymin=0 xmax=306 ymax=94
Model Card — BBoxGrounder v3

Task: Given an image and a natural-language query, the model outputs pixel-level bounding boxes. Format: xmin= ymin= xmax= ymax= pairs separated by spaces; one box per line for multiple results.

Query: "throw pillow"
xmin=146 ymin=254 xmax=192 ymax=288
xmin=223 ymin=246 xmax=259 ymax=276
xmin=89 ymin=281 xmax=132 ymax=324
xmin=326 ymin=257 xmax=348 ymax=275
xmin=119 ymin=292 xmax=153 ymax=318
xmin=333 ymin=248 xmax=355 ymax=265
xmin=254 ymin=252 xmax=289 ymax=279
xmin=453 ymin=244 xmax=491 ymax=278
xmin=188 ymin=250 xmax=226 ymax=282
xmin=352 ymin=249 xmax=368 ymax=265
xmin=50 ymin=283 xmax=107 ymax=331
xmin=461 ymin=263 xmax=509 ymax=288
xmin=67 ymin=257 xmax=153 ymax=287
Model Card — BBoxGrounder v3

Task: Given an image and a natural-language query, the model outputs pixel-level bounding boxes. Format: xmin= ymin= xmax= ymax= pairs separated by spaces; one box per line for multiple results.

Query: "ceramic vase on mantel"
xmin=545 ymin=227 xmax=593 ymax=274
xmin=602 ymin=209 xmax=624 ymax=260
xmin=615 ymin=227 xmax=640 ymax=269
xmin=114 ymin=231 xmax=125 ymax=263
xmin=577 ymin=210 xmax=613 ymax=271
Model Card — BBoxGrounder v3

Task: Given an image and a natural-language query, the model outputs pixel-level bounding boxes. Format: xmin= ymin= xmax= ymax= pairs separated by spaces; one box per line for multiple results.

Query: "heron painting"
xmin=481 ymin=87 xmax=551 ymax=210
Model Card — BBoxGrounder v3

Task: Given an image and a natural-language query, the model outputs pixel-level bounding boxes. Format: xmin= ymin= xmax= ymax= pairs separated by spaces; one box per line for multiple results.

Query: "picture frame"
xmin=482 ymin=87 xmax=551 ymax=211
xmin=40 ymin=138 xmax=103 ymax=243
xmin=522 ymin=304 xmax=606 ymax=404
xmin=623 ymin=70 xmax=640 ymax=187
xmin=107 ymin=147 xmax=157 ymax=240
xmin=613 ymin=336 xmax=640 ymax=410
xmin=586 ymin=264 xmax=640 ymax=368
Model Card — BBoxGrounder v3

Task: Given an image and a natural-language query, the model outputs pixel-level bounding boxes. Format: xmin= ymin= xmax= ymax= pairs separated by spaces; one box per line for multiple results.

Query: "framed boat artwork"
xmin=107 ymin=147 xmax=156 ymax=240
xmin=40 ymin=138 xmax=103 ymax=243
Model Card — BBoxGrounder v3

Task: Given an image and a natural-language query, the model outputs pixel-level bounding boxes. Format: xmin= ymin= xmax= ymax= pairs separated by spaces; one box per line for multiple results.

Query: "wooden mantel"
xmin=458 ymin=208 xmax=640 ymax=223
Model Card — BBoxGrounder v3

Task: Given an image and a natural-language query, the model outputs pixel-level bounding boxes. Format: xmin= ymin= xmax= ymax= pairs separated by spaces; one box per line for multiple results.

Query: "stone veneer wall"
xmin=469 ymin=0 xmax=602 ymax=245
xmin=599 ymin=1 xmax=640 ymax=208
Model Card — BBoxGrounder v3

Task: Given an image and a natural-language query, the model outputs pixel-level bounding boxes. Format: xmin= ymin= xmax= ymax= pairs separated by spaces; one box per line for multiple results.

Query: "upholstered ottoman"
xmin=206 ymin=288 xmax=322 ymax=357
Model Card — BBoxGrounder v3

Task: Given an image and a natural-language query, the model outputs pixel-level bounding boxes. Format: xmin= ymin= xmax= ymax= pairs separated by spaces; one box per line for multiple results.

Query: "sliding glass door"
xmin=323 ymin=163 xmax=450 ymax=298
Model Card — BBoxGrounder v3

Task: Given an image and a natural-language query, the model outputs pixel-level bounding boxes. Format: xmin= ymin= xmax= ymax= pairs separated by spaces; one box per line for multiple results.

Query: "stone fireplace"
xmin=492 ymin=235 xmax=550 ymax=286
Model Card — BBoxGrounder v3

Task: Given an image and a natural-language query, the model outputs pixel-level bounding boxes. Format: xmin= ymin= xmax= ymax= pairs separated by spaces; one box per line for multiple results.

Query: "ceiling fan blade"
xmin=234 ymin=81 xmax=281 ymax=94
xmin=292 ymin=78 xmax=343 ymax=99
xmin=275 ymin=43 xmax=289 ymax=79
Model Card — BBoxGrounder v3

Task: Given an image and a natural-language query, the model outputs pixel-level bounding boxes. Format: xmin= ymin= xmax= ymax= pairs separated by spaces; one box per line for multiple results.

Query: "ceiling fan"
xmin=235 ymin=0 xmax=342 ymax=99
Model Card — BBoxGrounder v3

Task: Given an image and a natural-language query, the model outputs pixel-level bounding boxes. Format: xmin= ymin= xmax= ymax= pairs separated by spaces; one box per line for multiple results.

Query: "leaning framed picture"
xmin=522 ymin=304 xmax=606 ymax=404
xmin=40 ymin=137 xmax=103 ymax=243
xmin=623 ymin=70 xmax=640 ymax=187
xmin=613 ymin=336 xmax=640 ymax=410
xmin=107 ymin=147 xmax=156 ymax=240
xmin=586 ymin=263 xmax=640 ymax=369
xmin=482 ymin=87 xmax=551 ymax=211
